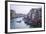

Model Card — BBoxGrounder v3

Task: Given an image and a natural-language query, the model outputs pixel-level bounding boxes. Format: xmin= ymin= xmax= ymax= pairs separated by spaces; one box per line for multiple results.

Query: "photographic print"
xmin=5 ymin=1 xmax=45 ymax=33
xmin=10 ymin=4 xmax=42 ymax=29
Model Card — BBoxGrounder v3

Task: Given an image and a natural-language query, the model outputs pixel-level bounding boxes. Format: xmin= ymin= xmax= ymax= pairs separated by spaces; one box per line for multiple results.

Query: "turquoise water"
xmin=10 ymin=17 xmax=30 ymax=29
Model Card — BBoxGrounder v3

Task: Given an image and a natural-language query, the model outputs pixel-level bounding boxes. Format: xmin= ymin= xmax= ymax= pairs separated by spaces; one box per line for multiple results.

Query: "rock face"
xmin=10 ymin=10 xmax=16 ymax=19
xmin=23 ymin=8 xmax=42 ymax=27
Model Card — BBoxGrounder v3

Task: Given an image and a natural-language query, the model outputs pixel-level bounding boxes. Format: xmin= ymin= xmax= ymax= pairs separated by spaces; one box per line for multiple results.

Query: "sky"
xmin=10 ymin=4 xmax=41 ymax=15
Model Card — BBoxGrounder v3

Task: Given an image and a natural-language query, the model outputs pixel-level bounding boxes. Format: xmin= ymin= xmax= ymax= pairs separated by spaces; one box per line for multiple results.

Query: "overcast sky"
xmin=10 ymin=4 xmax=41 ymax=15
